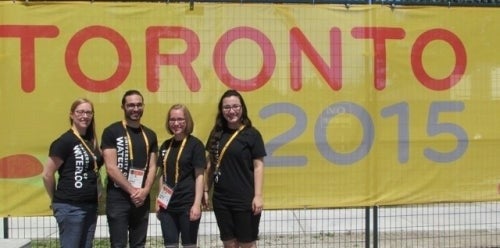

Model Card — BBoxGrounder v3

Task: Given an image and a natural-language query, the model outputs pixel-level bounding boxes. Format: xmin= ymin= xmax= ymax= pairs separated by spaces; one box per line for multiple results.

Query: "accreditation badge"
xmin=157 ymin=184 xmax=174 ymax=209
xmin=128 ymin=168 xmax=145 ymax=188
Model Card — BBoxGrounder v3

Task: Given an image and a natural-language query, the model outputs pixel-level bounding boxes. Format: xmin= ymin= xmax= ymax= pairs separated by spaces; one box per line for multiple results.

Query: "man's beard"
xmin=126 ymin=112 xmax=142 ymax=121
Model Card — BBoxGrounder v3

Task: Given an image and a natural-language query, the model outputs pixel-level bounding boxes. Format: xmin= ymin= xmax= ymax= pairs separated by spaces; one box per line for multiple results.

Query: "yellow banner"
xmin=1 ymin=2 xmax=499 ymax=216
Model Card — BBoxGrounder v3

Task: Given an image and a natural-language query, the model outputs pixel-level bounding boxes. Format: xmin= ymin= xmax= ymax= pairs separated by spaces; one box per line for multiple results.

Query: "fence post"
xmin=365 ymin=207 xmax=370 ymax=248
xmin=373 ymin=206 xmax=378 ymax=248
xmin=3 ymin=217 xmax=8 ymax=238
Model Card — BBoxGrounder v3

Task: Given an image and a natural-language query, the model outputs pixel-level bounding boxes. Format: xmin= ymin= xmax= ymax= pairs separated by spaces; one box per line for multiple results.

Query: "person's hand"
xmin=190 ymin=204 xmax=202 ymax=221
xmin=130 ymin=188 xmax=146 ymax=207
xmin=252 ymin=195 xmax=263 ymax=215
xmin=202 ymin=191 xmax=210 ymax=210
xmin=155 ymin=200 xmax=161 ymax=220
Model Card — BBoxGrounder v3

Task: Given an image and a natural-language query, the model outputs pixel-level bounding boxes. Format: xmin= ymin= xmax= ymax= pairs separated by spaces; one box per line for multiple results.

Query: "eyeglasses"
xmin=222 ymin=105 xmax=242 ymax=112
xmin=169 ymin=118 xmax=186 ymax=124
xmin=125 ymin=103 xmax=144 ymax=109
xmin=74 ymin=110 xmax=94 ymax=117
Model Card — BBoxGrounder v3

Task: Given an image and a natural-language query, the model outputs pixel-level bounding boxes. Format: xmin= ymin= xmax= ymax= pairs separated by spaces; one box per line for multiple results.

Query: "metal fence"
xmin=1 ymin=0 xmax=499 ymax=247
xmin=6 ymin=0 xmax=500 ymax=7
xmin=3 ymin=201 xmax=500 ymax=247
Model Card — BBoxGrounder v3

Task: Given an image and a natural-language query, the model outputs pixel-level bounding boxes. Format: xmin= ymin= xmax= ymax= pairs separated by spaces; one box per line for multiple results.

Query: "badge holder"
xmin=157 ymin=184 xmax=174 ymax=209
xmin=128 ymin=168 xmax=145 ymax=188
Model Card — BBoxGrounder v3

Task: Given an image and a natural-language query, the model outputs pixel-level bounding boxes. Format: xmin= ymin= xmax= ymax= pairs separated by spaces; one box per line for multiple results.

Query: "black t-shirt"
xmin=157 ymin=135 xmax=206 ymax=211
xmin=49 ymin=130 xmax=103 ymax=203
xmin=101 ymin=121 xmax=158 ymax=192
xmin=206 ymin=126 xmax=266 ymax=210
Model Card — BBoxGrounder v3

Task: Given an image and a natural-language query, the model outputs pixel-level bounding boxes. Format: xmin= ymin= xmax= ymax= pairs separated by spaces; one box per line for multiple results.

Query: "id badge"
xmin=157 ymin=184 xmax=174 ymax=209
xmin=128 ymin=168 xmax=145 ymax=188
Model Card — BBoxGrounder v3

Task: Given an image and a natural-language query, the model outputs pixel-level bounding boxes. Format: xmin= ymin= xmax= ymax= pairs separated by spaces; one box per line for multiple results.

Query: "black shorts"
xmin=213 ymin=201 xmax=261 ymax=243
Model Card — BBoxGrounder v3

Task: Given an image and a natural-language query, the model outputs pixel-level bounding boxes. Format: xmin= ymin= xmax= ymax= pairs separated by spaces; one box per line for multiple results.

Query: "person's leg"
xmin=178 ymin=210 xmax=200 ymax=247
xmin=128 ymin=198 xmax=150 ymax=248
xmin=158 ymin=210 xmax=181 ymax=248
xmin=106 ymin=195 xmax=131 ymax=248
xmin=53 ymin=203 xmax=84 ymax=248
xmin=233 ymin=211 xmax=261 ymax=246
xmin=80 ymin=203 xmax=98 ymax=248
xmin=239 ymin=241 xmax=257 ymax=248
xmin=213 ymin=201 xmax=237 ymax=246
xmin=52 ymin=202 xmax=85 ymax=248
xmin=222 ymin=239 xmax=239 ymax=248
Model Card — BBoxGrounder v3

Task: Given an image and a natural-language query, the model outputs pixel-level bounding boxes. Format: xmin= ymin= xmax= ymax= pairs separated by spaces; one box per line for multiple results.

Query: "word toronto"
xmin=1 ymin=25 xmax=466 ymax=93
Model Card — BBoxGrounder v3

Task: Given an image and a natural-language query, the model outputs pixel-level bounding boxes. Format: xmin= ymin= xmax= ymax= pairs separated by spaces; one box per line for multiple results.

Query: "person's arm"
xmin=155 ymin=175 xmax=164 ymax=214
xmin=143 ymin=152 xmax=158 ymax=194
xmin=97 ymin=148 xmax=104 ymax=199
xmin=252 ymin=157 xmax=264 ymax=215
xmin=103 ymin=148 xmax=136 ymax=195
xmin=190 ymin=167 xmax=205 ymax=220
xmin=202 ymin=158 xmax=214 ymax=209
xmin=42 ymin=156 xmax=63 ymax=203
xmin=97 ymin=172 xmax=104 ymax=200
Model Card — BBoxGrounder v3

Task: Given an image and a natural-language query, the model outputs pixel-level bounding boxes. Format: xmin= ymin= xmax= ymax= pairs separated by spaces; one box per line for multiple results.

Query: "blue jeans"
xmin=52 ymin=202 xmax=98 ymax=248
xmin=158 ymin=209 xmax=200 ymax=247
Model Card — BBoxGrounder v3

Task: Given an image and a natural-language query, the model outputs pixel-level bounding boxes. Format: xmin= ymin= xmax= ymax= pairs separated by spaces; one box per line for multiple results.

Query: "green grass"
xmin=31 ymin=237 xmax=164 ymax=248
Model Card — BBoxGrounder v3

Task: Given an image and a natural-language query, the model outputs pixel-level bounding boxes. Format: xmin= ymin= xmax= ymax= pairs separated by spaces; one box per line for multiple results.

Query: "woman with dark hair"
xmin=156 ymin=104 xmax=206 ymax=248
xmin=203 ymin=90 xmax=266 ymax=248
xmin=42 ymin=98 xmax=103 ymax=248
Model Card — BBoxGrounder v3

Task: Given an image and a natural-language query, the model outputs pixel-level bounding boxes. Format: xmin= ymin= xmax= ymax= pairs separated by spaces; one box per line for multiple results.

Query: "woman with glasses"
xmin=156 ymin=104 xmax=206 ymax=248
xmin=203 ymin=90 xmax=266 ymax=248
xmin=42 ymin=98 xmax=103 ymax=248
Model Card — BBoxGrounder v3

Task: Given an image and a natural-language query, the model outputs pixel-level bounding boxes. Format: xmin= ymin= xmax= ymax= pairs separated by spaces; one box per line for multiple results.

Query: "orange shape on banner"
xmin=0 ymin=154 xmax=43 ymax=178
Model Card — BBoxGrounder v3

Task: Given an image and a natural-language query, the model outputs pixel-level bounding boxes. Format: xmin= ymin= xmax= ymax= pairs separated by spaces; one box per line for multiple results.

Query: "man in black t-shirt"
xmin=101 ymin=90 xmax=158 ymax=248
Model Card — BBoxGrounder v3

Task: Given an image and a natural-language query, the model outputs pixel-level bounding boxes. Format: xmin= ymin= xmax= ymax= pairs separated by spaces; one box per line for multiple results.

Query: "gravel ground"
xmin=137 ymin=230 xmax=500 ymax=248
xmin=30 ymin=230 xmax=500 ymax=247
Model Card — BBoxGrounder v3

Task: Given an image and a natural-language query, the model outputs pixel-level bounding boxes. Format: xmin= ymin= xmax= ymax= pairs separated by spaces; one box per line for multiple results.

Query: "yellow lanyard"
xmin=71 ymin=127 xmax=98 ymax=173
xmin=215 ymin=125 xmax=245 ymax=171
xmin=122 ymin=120 xmax=150 ymax=169
xmin=162 ymin=137 xmax=187 ymax=184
